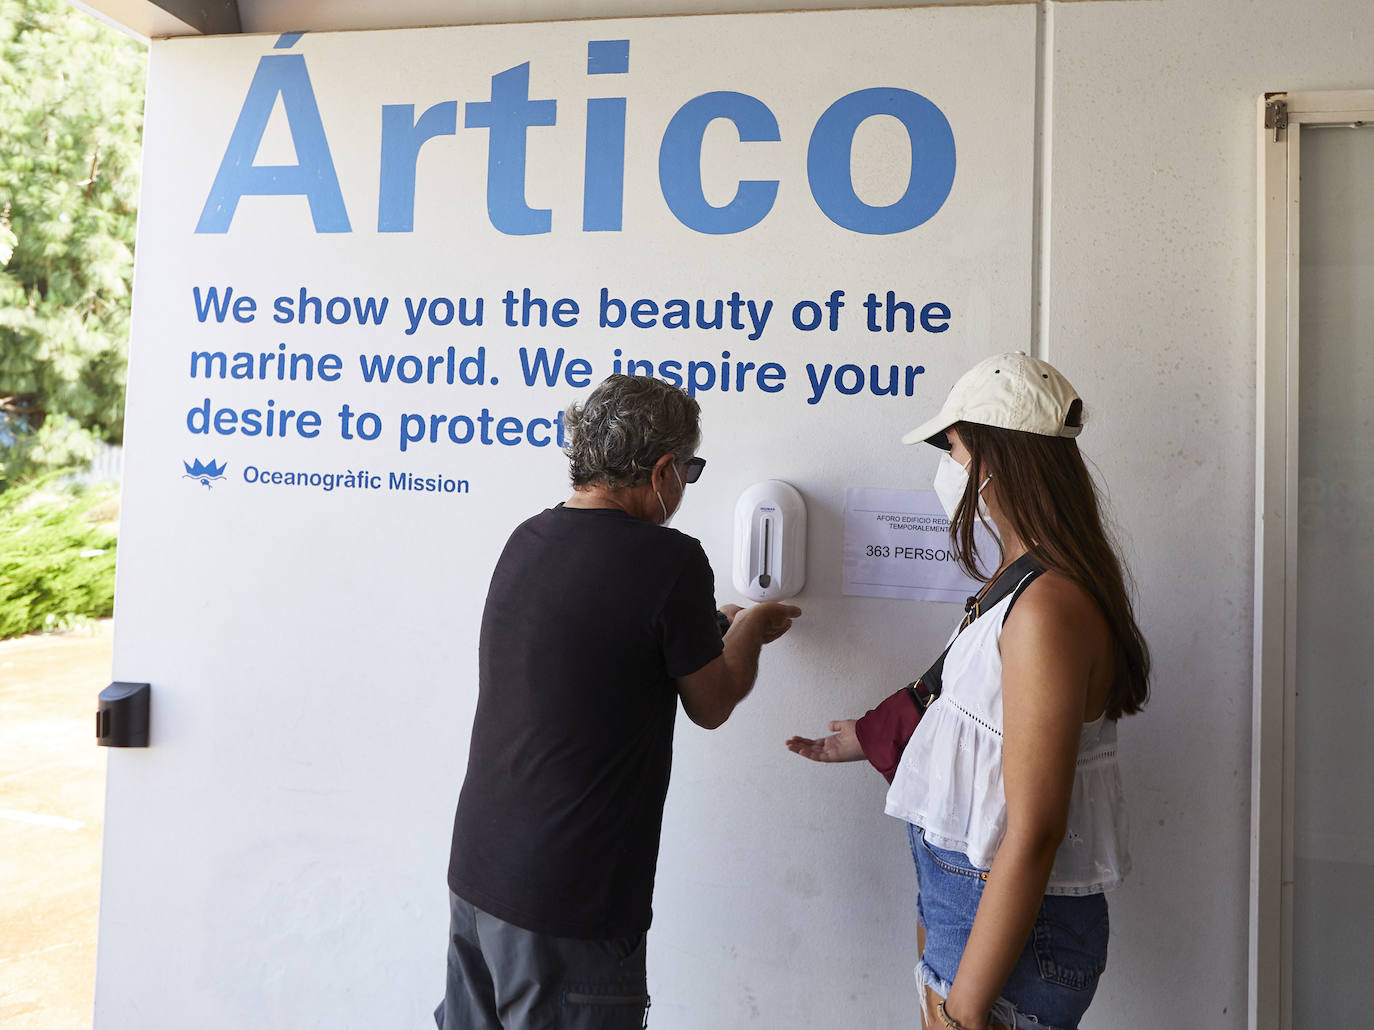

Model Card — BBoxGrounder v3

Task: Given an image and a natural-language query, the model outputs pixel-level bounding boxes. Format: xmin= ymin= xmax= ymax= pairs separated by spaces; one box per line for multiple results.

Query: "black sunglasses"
xmin=680 ymin=456 xmax=706 ymax=484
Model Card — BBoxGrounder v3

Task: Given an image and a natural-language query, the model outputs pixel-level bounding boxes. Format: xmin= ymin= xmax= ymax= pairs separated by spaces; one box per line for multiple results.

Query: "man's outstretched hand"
xmin=731 ymin=601 xmax=801 ymax=644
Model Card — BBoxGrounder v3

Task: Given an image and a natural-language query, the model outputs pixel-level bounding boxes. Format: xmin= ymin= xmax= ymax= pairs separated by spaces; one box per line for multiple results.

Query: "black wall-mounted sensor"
xmin=97 ymin=682 xmax=150 ymax=747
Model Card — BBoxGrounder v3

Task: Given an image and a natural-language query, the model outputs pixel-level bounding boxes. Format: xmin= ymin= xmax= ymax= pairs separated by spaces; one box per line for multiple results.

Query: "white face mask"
xmin=933 ymin=452 xmax=991 ymax=522
xmin=656 ymin=463 xmax=683 ymax=526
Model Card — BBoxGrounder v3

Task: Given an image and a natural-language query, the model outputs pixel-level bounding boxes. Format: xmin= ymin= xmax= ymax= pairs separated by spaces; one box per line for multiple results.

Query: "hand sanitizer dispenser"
xmin=733 ymin=481 xmax=806 ymax=601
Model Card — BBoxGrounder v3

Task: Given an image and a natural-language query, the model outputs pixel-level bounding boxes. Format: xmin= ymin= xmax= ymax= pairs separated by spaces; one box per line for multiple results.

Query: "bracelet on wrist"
xmin=937 ymin=999 xmax=985 ymax=1030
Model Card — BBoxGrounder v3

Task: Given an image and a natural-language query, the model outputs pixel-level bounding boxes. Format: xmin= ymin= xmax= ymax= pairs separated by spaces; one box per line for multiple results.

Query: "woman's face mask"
xmin=933 ymin=452 xmax=991 ymax=522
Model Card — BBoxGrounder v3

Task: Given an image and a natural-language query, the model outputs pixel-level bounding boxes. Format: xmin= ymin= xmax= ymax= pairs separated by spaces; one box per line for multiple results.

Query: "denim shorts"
xmin=909 ymin=824 xmax=1109 ymax=1030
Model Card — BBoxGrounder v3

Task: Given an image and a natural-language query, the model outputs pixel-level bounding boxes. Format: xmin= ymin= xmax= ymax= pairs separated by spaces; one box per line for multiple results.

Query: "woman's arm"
xmin=941 ymin=574 xmax=1109 ymax=1029
xmin=786 ymin=681 xmax=928 ymax=771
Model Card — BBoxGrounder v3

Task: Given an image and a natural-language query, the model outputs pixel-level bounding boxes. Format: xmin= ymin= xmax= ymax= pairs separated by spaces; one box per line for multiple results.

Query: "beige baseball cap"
xmin=901 ymin=351 xmax=1083 ymax=449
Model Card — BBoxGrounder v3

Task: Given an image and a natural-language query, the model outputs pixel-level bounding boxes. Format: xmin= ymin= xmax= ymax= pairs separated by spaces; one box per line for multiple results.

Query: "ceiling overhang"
xmin=66 ymin=0 xmax=238 ymax=40
xmin=66 ymin=0 xmax=1008 ymax=41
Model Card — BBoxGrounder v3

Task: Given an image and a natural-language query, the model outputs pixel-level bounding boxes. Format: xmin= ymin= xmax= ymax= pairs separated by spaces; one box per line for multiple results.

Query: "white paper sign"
xmin=842 ymin=487 xmax=990 ymax=602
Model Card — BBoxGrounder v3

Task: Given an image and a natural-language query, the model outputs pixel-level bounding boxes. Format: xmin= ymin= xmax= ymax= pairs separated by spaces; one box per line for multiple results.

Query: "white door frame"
xmin=1251 ymin=88 xmax=1374 ymax=1030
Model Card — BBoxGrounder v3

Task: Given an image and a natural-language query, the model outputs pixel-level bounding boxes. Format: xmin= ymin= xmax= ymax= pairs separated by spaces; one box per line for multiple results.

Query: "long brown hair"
xmin=948 ymin=421 xmax=1150 ymax=719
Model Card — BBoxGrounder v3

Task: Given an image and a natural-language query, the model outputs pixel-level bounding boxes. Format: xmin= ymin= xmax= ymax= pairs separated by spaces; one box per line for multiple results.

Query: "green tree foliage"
xmin=0 ymin=473 xmax=117 ymax=638
xmin=0 ymin=0 xmax=145 ymax=479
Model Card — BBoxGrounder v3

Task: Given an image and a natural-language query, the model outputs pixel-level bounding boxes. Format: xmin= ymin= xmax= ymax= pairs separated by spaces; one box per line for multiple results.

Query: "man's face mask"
xmin=657 ymin=463 xmax=683 ymax=526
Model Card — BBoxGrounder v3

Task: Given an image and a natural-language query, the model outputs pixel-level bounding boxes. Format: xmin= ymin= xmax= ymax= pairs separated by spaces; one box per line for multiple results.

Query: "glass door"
xmin=1291 ymin=122 xmax=1374 ymax=1028
xmin=1254 ymin=91 xmax=1374 ymax=1030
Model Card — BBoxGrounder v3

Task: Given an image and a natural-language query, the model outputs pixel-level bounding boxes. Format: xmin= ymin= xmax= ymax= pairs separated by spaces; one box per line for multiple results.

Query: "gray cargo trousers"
xmin=435 ymin=890 xmax=651 ymax=1030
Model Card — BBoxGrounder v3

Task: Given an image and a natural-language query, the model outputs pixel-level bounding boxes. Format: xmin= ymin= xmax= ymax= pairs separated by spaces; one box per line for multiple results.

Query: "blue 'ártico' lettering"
xmin=808 ymin=88 xmax=956 ymax=234
xmin=378 ymin=102 xmax=457 ymax=232
xmin=658 ymin=92 xmax=780 ymax=235
xmin=196 ymin=50 xmax=350 ymax=233
xmin=583 ymin=38 xmax=630 ymax=232
xmin=463 ymin=63 xmax=558 ymax=236
xmin=196 ymin=36 xmax=956 ymax=237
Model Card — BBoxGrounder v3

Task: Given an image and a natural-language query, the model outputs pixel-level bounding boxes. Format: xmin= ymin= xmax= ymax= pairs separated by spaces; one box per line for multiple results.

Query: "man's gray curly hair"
xmin=564 ymin=375 xmax=701 ymax=489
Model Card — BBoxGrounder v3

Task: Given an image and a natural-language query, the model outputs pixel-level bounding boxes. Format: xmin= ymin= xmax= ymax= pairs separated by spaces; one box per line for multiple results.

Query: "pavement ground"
xmin=0 ymin=620 xmax=111 ymax=1029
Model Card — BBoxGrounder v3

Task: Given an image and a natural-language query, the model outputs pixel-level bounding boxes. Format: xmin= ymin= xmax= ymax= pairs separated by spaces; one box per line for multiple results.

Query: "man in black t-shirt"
xmin=436 ymin=375 xmax=801 ymax=1030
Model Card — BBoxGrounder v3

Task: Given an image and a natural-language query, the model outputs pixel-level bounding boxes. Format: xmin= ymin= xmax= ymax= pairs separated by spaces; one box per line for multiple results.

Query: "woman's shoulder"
xmin=1001 ymin=568 xmax=1114 ymax=723
xmin=1004 ymin=569 xmax=1110 ymax=648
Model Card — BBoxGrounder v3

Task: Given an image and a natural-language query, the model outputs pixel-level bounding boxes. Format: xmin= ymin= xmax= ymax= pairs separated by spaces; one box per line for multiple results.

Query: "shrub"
xmin=0 ymin=473 xmax=117 ymax=639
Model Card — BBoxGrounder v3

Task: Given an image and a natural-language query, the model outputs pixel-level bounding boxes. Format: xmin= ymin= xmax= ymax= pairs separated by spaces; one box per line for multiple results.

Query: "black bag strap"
xmin=906 ymin=552 xmax=1043 ymax=711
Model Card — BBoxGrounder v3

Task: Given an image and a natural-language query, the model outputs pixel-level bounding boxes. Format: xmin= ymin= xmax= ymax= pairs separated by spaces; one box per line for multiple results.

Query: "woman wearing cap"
xmin=787 ymin=352 xmax=1149 ymax=1030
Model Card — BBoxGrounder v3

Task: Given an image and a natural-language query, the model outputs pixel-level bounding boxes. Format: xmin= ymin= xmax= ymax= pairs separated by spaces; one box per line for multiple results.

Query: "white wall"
xmin=1044 ymin=1 xmax=1373 ymax=1020
xmin=95 ymin=1 xmax=1374 ymax=1027
xmin=100 ymin=9 xmax=1036 ymax=1029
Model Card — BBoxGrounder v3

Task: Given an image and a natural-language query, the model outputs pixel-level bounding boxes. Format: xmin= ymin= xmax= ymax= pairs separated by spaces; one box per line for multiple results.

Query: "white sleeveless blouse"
xmin=885 ymin=574 xmax=1131 ymax=895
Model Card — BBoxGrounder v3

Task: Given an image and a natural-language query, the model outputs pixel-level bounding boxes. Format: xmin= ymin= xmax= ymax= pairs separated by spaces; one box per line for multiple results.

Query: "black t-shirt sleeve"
xmin=657 ymin=537 xmax=725 ymax=678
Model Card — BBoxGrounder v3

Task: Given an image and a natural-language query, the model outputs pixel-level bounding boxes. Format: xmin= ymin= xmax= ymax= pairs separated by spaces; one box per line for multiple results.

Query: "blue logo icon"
xmin=184 ymin=458 xmax=228 ymax=488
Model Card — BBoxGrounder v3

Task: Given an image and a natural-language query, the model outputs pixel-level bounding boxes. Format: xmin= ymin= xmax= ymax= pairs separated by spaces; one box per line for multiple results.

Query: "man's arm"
xmin=676 ymin=601 xmax=800 ymax=729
